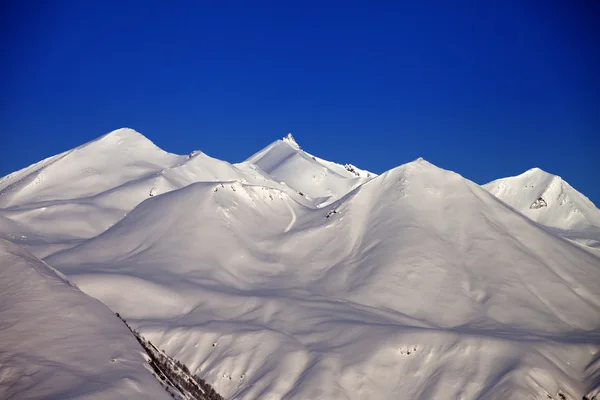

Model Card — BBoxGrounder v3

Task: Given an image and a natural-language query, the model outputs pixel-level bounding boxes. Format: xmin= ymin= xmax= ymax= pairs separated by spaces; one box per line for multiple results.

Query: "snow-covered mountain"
xmin=484 ymin=168 xmax=600 ymax=248
xmin=0 ymin=129 xmax=308 ymax=257
xmin=0 ymin=239 xmax=173 ymax=400
xmin=1 ymin=128 xmax=599 ymax=400
xmin=243 ymin=133 xmax=375 ymax=205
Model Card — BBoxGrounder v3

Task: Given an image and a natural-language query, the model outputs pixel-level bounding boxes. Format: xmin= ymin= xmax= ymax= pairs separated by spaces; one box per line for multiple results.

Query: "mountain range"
xmin=1 ymin=128 xmax=599 ymax=400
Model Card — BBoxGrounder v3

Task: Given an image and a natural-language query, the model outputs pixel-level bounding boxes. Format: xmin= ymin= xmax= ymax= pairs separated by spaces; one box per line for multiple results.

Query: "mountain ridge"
xmin=41 ymin=142 xmax=600 ymax=399
xmin=1 ymin=128 xmax=599 ymax=400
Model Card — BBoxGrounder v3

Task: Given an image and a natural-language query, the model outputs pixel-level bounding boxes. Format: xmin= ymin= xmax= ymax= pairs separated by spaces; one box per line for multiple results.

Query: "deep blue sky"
xmin=2 ymin=1 xmax=599 ymax=203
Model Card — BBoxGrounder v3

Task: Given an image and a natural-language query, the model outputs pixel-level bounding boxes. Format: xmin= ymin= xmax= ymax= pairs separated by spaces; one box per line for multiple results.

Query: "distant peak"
xmin=97 ymin=128 xmax=148 ymax=145
xmin=525 ymin=167 xmax=556 ymax=176
xmin=282 ymin=133 xmax=300 ymax=149
xmin=384 ymin=157 xmax=439 ymax=175
xmin=408 ymin=157 xmax=433 ymax=167
xmin=105 ymin=127 xmax=143 ymax=138
xmin=522 ymin=167 xmax=562 ymax=181
xmin=79 ymin=127 xmax=171 ymax=155
xmin=525 ymin=167 xmax=547 ymax=175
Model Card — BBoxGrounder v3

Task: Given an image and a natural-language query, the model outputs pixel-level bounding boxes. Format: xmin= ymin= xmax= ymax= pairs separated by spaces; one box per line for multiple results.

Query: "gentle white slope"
xmin=0 ymin=239 xmax=171 ymax=400
xmin=0 ymin=128 xmax=180 ymax=207
xmin=484 ymin=168 xmax=600 ymax=247
xmin=0 ymin=128 xmax=185 ymax=256
xmin=44 ymin=157 xmax=600 ymax=400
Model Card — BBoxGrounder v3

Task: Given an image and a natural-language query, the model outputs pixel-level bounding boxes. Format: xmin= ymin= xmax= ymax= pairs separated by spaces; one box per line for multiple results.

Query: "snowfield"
xmin=1 ymin=128 xmax=599 ymax=400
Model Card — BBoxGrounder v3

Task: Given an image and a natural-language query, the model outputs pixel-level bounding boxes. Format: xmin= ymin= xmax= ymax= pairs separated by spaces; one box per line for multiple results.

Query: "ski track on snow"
xmin=283 ymin=196 xmax=297 ymax=233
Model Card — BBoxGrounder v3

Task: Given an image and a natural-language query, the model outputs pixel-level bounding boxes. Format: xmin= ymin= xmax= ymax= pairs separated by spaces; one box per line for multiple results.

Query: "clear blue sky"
xmin=2 ymin=1 xmax=599 ymax=203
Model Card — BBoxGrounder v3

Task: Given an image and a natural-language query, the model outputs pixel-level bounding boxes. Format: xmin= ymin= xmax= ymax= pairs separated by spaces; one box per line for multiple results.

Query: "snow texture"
xmin=0 ymin=239 xmax=172 ymax=400
xmin=1 ymin=128 xmax=600 ymax=400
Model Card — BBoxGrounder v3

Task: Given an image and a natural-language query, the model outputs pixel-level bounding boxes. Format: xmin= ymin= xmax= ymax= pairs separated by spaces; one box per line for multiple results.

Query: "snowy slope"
xmin=2 ymin=129 xmax=600 ymax=400
xmin=0 ymin=128 xmax=185 ymax=256
xmin=484 ymin=168 xmax=600 ymax=248
xmin=0 ymin=129 xmax=310 ymax=257
xmin=0 ymin=128 xmax=182 ymax=207
xmin=43 ymin=157 xmax=600 ymax=400
xmin=0 ymin=239 xmax=172 ymax=400
xmin=243 ymin=133 xmax=375 ymax=205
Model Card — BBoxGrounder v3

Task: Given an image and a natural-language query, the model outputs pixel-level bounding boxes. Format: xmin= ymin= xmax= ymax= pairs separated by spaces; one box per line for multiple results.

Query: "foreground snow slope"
xmin=0 ymin=239 xmax=171 ymax=400
xmin=484 ymin=168 xmax=600 ymax=248
xmin=45 ymin=157 xmax=600 ymax=400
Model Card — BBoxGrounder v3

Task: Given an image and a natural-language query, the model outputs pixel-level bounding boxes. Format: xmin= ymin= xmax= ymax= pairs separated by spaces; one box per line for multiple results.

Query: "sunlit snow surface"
xmin=1 ymin=128 xmax=599 ymax=400
xmin=0 ymin=239 xmax=171 ymax=400
xmin=484 ymin=168 xmax=600 ymax=248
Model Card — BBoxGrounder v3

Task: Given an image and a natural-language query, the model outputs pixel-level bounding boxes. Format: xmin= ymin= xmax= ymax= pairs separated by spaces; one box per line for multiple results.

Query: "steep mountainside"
xmin=0 ymin=239 xmax=172 ymax=400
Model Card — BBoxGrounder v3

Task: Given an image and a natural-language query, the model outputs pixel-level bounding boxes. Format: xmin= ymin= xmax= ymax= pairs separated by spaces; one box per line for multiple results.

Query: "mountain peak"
xmin=403 ymin=157 xmax=436 ymax=170
xmin=412 ymin=156 xmax=429 ymax=164
xmin=484 ymin=167 xmax=600 ymax=236
xmin=75 ymin=128 xmax=177 ymax=159
xmin=524 ymin=167 xmax=557 ymax=178
xmin=95 ymin=127 xmax=152 ymax=146
xmin=282 ymin=133 xmax=300 ymax=149
xmin=0 ymin=128 xmax=183 ymax=209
